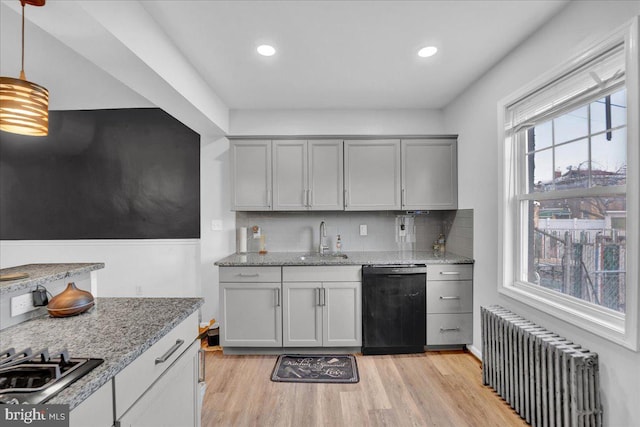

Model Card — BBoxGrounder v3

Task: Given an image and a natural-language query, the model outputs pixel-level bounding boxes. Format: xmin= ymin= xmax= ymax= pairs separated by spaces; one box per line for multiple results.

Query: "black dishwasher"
xmin=362 ymin=264 xmax=427 ymax=355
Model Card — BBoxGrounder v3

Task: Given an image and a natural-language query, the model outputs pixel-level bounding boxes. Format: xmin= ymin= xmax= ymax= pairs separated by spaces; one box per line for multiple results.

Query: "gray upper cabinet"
xmin=308 ymin=140 xmax=344 ymax=210
xmin=230 ymin=140 xmax=272 ymax=210
xmin=344 ymin=139 xmax=401 ymax=210
xmin=402 ymin=139 xmax=458 ymax=210
xmin=273 ymin=140 xmax=307 ymax=210
xmin=273 ymin=139 xmax=343 ymax=211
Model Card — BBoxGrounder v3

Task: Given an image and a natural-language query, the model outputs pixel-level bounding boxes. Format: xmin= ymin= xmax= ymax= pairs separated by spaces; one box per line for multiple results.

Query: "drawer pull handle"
xmin=439 ymin=296 xmax=461 ymax=300
xmin=440 ymin=327 xmax=460 ymax=333
xmin=198 ymin=349 xmax=206 ymax=382
xmin=238 ymin=273 xmax=260 ymax=277
xmin=155 ymin=339 xmax=185 ymax=364
xmin=439 ymin=271 xmax=460 ymax=275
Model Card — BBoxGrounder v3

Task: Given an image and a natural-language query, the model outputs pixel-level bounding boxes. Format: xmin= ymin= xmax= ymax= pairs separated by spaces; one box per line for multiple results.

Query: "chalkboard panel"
xmin=0 ymin=108 xmax=200 ymax=239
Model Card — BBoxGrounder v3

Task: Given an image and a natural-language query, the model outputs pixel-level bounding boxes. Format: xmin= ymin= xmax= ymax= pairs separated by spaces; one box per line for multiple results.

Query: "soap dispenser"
xmin=336 ymin=235 xmax=342 ymax=253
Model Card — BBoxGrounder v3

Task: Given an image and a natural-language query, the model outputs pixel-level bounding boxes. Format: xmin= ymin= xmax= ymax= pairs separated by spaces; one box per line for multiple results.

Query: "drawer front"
xmin=283 ymin=266 xmax=362 ymax=282
xmin=427 ymin=313 xmax=473 ymax=345
xmin=220 ymin=266 xmax=282 ymax=282
xmin=427 ymin=264 xmax=473 ymax=281
xmin=114 ymin=311 xmax=198 ymax=418
xmin=427 ymin=280 xmax=473 ymax=314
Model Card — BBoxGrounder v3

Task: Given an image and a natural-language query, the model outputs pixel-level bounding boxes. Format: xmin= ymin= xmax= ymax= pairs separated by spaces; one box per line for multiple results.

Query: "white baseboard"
xmin=466 ymin=344 xmax=482 ymax=361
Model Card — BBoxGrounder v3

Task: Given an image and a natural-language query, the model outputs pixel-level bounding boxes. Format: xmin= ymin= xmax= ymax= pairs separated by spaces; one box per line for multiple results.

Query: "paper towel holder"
xmin=237 ymin=227 xmax=248 ymax=253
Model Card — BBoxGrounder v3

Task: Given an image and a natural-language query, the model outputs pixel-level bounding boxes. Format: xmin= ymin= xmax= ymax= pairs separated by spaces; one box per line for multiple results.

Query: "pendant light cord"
xmin=20 ymin=2 xmax=26 ymax=79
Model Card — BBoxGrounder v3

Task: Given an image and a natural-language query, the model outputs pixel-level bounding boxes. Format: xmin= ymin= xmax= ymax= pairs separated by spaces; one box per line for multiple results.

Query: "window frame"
xmin=498 ymin=17 xmax=640 ymax=351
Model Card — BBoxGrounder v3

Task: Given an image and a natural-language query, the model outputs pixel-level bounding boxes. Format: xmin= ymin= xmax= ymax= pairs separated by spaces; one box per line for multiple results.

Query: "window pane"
xmin=590 ymin=97 xmax=607 ymax=134
xmin=554 ymin=106 xmax=588 ymax=143
xmin=610 ymin=89 xmax=627 ymax=128
xmin=526 ymin=196 xmax=626 ymax=312
xmin=591 ymin=128 xmax=626 ymax=187
xmin=554 ymin=139 xmax=589 ymax=189
xmin=532 ymin=121 xmax=553 ymax=151
xmin=590 ymin=89 xmax=627 ymax=133
xmin=528 ymin=148 xmax=553 ymax=193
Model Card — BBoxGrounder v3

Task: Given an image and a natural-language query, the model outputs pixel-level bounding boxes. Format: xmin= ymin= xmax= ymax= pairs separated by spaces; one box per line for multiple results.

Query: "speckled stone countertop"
xmin=0 ymin=297 xmax=203 ymax=410
xmin=0 ymin=263 xmax=105 ymax=296
xmin=215 ymin=250 xmax=473 ymax=266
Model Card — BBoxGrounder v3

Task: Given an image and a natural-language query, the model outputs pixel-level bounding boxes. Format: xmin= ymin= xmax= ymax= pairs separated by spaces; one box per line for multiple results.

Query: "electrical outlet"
xmin=211 ymin=220 xmax=223 ymax=231
xmin=11 ymin=293 xmax=38 ymax=317
xmin=135 ymin=285 xmax=143 ymax=296
xmin=359 ymin=224 xmax=368 ymax=236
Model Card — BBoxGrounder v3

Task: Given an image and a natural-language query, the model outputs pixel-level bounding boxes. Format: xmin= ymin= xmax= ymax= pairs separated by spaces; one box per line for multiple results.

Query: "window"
xmin=498 ymin=18 xmax=639 ymax=350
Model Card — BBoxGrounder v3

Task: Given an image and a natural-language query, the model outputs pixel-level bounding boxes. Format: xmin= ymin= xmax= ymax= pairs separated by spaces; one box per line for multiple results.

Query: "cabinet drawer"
xmin=220 ymin=266 xmax=282 ymax=282
xmin=427 ymin=264 xmax=473 ymax=281
xmin=114 ymin=311 xmax=198 ymax=418
xmin=427 ymin=313 xmax=473 ymax=345
xmin=427 ymin=280 xmax=473 ymax=314
xmin=283 ymin=266 xmax=361 ymax=282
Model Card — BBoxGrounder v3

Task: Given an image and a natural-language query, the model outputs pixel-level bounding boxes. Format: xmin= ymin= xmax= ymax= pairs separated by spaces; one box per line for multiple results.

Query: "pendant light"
xmin=0 ymin=0 xmax=49 ymax=137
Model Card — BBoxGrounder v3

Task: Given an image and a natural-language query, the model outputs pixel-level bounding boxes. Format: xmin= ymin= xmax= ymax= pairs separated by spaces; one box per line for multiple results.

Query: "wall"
xmin=236 ymin=211 xmax=448 ymax=253
xmin=0 ymin=109 xmax=200 ymax=240
xmin=443 ymin=2 xmax=640 ymax=425
xmin=229 ymin=109 xmax=445 ymax=135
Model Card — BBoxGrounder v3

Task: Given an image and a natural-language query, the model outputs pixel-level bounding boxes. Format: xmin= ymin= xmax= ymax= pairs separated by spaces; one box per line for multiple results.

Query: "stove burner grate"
xmin=0 ymin=347 xmax=103 ymax=404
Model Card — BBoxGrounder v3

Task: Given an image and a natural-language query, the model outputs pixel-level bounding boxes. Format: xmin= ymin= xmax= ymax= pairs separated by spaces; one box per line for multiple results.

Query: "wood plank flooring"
xmin=201 ymin=350 xmax=528 ymax=427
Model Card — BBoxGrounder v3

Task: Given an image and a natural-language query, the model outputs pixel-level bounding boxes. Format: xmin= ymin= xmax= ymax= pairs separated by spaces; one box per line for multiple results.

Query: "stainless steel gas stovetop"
xmin=0 ymin=347 xmax=103 ymax=405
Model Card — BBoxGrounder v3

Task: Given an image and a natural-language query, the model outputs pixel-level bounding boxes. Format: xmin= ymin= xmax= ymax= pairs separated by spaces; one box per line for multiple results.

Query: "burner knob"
xmin=0 ymin=395 xmax=20 ymax=404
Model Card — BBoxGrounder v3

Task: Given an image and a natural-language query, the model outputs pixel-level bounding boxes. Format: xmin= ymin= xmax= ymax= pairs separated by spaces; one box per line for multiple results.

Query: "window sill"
xmin=499 ymin=281 xmax=637 ymax=351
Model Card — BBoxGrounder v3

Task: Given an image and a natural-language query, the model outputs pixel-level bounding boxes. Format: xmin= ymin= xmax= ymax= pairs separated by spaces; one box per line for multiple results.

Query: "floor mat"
xmin=271 ymin=354 xmax=359 ymax=383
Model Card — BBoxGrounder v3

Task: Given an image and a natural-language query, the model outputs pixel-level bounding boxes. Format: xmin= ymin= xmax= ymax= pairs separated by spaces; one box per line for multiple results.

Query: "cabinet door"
xmin=344 ymin=140 xmax=401 ymax=210
xmin=323 ymin=282 xmax=362 ymax=347
xmin=402 ymin=139 xmax=457 ymax=209
xmin=116 ymin=340 xmax=200 ymax=427
xmin=308 ymin=140 xmax=343 ymax=210
xmin=273 ymin=140 xmax=308 ymax=210
xmin=282 ymin=282 xmax=322 ymax=347
xmin=230 ymin=140 xmax=272 ymax=210
xmin=220 ymin=282 xmax=282 ymax=347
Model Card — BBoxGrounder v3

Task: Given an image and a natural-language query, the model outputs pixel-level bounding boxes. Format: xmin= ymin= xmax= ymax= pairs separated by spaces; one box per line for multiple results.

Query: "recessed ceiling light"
xmin=257 ymin=45 xmax=276 ymax=57
xmin=418 ymin=46 xmax=438 ymax=58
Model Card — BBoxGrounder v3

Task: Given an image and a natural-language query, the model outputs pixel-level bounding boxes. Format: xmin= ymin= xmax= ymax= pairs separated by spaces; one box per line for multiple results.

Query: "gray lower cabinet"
xmin=282 ymin=266 xmax=362 ymax=347
xmin=426 ymin=264 xmax=473 ymax=346
xmin=219 ymin=267 xmax=282 ymax=347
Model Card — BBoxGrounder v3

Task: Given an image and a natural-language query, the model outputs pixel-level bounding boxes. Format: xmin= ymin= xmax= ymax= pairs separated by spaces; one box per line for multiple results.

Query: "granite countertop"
xmin=0 ymin=263 xmax=105 ymax=296
xmin=0 ymin=297 xmax=203 ymax=410
xmin=215 ymin=250 xmax=473 ymax=266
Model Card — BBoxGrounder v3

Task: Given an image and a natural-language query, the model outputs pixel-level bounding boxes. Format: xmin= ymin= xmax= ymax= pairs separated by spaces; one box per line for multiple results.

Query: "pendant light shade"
xmin=0 ymin=0 xmax=49 ymax=137
xmin=0 ymin=76 xmax=49 ymax=136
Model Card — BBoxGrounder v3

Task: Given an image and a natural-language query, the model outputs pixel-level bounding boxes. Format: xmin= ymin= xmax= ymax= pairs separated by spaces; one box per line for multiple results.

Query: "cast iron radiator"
xmin=481 ymin=305 xmax=602 ymax=427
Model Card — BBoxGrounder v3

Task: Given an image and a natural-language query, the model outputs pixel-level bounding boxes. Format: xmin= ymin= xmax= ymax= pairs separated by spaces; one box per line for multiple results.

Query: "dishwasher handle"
xmin=363 ymin=265 xmax=427 ymax=275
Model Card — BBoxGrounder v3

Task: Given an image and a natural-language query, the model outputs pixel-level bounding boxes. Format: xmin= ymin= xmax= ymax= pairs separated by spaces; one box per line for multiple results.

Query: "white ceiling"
xmin=0 ymin=0 xmax=570 ymax=135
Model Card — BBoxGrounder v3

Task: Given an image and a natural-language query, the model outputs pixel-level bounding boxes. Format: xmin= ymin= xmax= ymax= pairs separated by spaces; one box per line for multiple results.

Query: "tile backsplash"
xmin=235 ymin=210 xmax=472 ymax=254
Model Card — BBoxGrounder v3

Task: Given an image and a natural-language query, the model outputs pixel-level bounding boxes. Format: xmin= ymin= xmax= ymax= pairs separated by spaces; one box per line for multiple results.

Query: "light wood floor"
xmin=201 ymin=350 xmax=528 ymax=427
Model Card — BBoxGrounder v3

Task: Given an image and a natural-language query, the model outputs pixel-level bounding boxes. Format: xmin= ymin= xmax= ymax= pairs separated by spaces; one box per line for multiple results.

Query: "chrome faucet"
xmin=319 ymin=221 xmax=329 ymax=255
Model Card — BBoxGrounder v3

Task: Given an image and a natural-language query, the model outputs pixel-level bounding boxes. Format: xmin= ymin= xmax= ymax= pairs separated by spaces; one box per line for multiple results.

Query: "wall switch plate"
xmin=359 ymin=224 xmax=368 ymax=236
xmin=11 ymin=293 xmax=38 ymax=317
xmin=211 ymin=220 xmax=223 ymax=231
